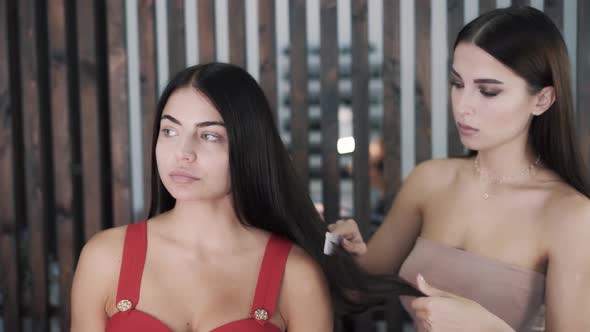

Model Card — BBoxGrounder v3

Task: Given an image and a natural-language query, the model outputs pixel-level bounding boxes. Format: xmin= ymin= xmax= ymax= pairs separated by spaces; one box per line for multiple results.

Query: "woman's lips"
xmin=170 ymin=170 xmax=200 ymax=184
xmin=457 ymin=122 xmax=479 ymax=136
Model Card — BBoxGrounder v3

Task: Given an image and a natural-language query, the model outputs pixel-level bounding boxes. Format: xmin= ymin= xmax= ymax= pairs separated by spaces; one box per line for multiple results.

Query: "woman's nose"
xmin=177 ymin=140 xmax=197 ymax=162
xmin=456 ymin=91 xmax=476 ymax=117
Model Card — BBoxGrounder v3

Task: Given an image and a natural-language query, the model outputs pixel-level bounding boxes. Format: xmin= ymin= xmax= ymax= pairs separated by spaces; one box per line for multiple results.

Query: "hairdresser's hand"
xmin=412 ymin=274 xmax=515 ymax=332
xmin=327 ymin=219 xmax=367 ymax=256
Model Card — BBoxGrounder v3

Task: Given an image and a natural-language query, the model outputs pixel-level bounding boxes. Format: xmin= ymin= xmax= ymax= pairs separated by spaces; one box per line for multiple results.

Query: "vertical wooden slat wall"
xmin=106 ymin=0 xmax=132 ymax=228
xmin=259 ymin=0 xmax=278 ymax=120
xmin=351 ymin=0 xmax=371 ymax=242
xmin=544 ymin=0 xmax=563 ymax=31
xmin=78 ymin=0 xmax=104 ymax=241
xmin=48 ymin=0 xmax=75 ymax=330
xmin=447 ymin=0 xmax=464 ymax=157
xmin=382 ymin=0 xmax=402 ymax=215
xmin=3 ymin=1 xmax=590 ymax=331
xmin=167 ymin=0 xmax=186 ymax=76
xmin=289 ymin=0 xmax=310 ymax=185
xmin=229 ymin=0 xmax=247 ymax=68
xmin=577 ymin=0 xmax=590 ymax=166
xmin=415 ymin=0 xmax=432 ymax=164
xmin=351 ymin=0 xmax=373 ymax=330
xmin=198 ymin=0 xmax=216 ymax=63
xmin=480 ymin=0 xmax=496 ymax=13
xmin=19 ymin=0 xmax=50 ymax=330
xmin=320 ymin=0 xmax=340 ymax=225
xmin=382 ymin=1 xmax=405 ymax=331
xmin=513 ymin=0 xmax=531 ymax=6
xmin=139 ymin=0 xmax=158 ymax=219
xmin=0 ymin=0 xmax=21 ymax=331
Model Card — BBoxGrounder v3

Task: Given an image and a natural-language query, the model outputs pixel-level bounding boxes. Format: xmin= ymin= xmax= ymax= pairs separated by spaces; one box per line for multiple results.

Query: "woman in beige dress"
xmin=330 ymin=6 xmax=590 ymax=332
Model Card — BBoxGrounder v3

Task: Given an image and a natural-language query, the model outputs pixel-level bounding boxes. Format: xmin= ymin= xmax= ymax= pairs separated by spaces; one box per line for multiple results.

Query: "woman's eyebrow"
xmin=196 ymin=121 xmax=225 ymax=128
xmin=161 ymin=115 xmax=225 ymax=128
xmin=161 ymin=114 xmax=181 ymax=125
xmin=450 ymin=68 xmax=503 ymax=84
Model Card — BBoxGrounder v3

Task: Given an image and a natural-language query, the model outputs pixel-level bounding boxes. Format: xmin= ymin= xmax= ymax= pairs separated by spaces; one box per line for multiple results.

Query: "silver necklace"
xmin=474 ymin=155 xmax=541 ymax=199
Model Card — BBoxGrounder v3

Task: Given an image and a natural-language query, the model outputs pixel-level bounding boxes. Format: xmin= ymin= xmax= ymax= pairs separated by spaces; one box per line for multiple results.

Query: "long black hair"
xmin=455 ymin=6 xmax=590 ymax=198
xmin=147 ymin=63 xmax=419 ymax=313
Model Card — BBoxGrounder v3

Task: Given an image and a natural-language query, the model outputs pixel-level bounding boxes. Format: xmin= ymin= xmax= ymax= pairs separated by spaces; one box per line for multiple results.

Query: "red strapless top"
xmin=105 ymin=221 xmax=292 ymax=332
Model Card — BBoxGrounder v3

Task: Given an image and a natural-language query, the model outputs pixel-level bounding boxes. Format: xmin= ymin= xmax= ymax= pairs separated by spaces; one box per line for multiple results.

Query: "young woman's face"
xmin=156 ymin=87 xmax=231 ymax=202
xmin=451 ymin=42 xmax=538 ymax=151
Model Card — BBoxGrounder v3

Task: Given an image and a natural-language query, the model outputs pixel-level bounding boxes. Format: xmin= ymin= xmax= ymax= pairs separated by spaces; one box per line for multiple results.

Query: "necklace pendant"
xmin=483 ymin=193 xmax=490 ymax=199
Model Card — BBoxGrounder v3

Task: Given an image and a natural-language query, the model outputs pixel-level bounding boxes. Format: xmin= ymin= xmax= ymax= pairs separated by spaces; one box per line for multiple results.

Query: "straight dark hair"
xmin=147 ymin=63 xmax=420 ymax=312
xmin=455 ymin=6 xmax=590 ymax=198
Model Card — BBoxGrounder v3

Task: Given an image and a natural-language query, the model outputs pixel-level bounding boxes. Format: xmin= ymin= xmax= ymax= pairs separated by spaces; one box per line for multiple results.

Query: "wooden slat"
xmin=333 ymin=316 xmax=344 ymax=332
xmin=139 ymin=0 xmax=158 ymax=219
xmin=0 ymin=234 xmax=20 ymax=330
xmin=447 ymin=0 xmax=464 ymax=157
xmin=106 ymin=0 xmax=132 ymax=227
xmin=167 ymin=0 xmax=185 ymax=75
xmin=259 ymin=0 xmax=278 ymax=120
xmin=0 ymin=0 xmax=21 ymax=330
xmin=351 ymin=0 xmax=373 ymax=328
xmin=351 ymin=0 xmax=370 ymax=238
xmin=384 ymin=299 xmax=405 ymax=332
xmin=198 ymin=0 xmax=216 ymax=63
xmin=288 ymin=0 xmax=309 ymax=185
xmin=48 ymin=0 xmax=76 ymax=329
xmin=19 ymin=0 xmax=49 ymax=329
xmin=228 ymin=0 xmax=247 ymax=68
xmin=577 ymin=0 xmax=590 ymax=166
xmin=512 ymin=0 xmax=531 ymax=6
xmin=320 ymin=0 xmax=340 ymax=224
xmin=383 ymin=1 xmax=404 ymax=330
xmin=351 ymin=0 xmax=373 ymax=300
xmin=479 ymin=0 xmax=496 ymax=13
xmin=78 ymin=0 xmax=104 ymax=240
xmin=382 ymin=0 xmax=402 ymax=210
xmin=544 ymin=0 xmax=563 ymax=33
xmin=353 ymin=311 xmax=372 ymax=332
xmin=415 ymin=0 xmax=431 ymax=164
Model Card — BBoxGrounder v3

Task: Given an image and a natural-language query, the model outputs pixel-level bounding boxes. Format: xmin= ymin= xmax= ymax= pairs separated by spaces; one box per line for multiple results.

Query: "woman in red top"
xmin=70 ymin=63 xmax=417 ymax=332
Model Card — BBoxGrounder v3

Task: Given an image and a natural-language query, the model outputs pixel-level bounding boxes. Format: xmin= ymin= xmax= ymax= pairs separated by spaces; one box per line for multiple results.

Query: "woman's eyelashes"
xmin=201 ymin=132 xmax=222 ymax=142
xmin=161 ymin=128 xmax=178 ymax=137
xmin=450 ymin=79 xmax=501 ymax=98
xmin=478 ymin=86 xmax=501 ymax=97
xmin=160 ymin=126 xmax=224 ymax=142
xmin=450 ymin=79 xmax=463 ymax=88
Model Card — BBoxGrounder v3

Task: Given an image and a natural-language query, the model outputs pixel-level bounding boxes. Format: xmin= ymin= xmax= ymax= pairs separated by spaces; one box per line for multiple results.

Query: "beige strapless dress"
xmin=399 ymin=237 xmax=546 ymax=332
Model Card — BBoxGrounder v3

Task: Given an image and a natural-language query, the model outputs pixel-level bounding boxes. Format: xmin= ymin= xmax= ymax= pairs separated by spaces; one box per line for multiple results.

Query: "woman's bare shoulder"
xmin=408 ymin=157 xmax=469 ymax=189
xmin=71 ymin=224 xmax=130 ymax=324
xmin=278 ymin=244 xmax=332 ymax=328
xmin=80 ymin=225 xmax=128 ymax=266
xmin=415 ymin=157 xmax=468 ymax=173
xmin=73 ymin=225 xmax=129 ymax=295
xmin=543 ymin=184 xmax=590 ymax=244
xmin=284 ymin=244 xmax=323 ymax=277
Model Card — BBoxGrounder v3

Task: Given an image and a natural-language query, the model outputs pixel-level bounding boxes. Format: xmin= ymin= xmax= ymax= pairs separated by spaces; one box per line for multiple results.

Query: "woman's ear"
xmin=532 ymin=86 xmax=556 ymax=116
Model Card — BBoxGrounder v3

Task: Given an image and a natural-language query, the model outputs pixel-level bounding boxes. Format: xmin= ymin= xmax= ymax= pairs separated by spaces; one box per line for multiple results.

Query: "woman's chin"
xmin=458 ymin=139 xmax=482 ymax=152
xmin=170 ymin=192 xmax=231 ymax=203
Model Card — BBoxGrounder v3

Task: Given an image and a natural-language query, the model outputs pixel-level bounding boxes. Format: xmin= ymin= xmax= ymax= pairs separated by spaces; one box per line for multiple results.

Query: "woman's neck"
xmin=475 ymin=142 xmax=538 ymax=183
xmin=157 ymin=197 xmax=255 ymax=252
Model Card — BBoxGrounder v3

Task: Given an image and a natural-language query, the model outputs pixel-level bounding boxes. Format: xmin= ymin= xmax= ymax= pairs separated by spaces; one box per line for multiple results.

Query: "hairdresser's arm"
xmin=411 ymin=274 xmax=514 ymax=332
xmin=544 ymin=200 xmax=590 ymax=331
xmin=279 ymin=246 xmax=332 ymax=332
xmin=330 ymin=159 xmax=447 ymax=275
